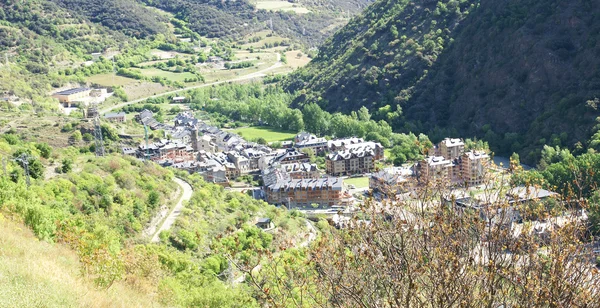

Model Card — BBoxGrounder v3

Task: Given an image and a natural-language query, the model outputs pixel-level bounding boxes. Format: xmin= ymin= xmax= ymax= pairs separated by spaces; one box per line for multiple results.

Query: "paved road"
xmin=151 ymin=177 xmax=194 ymax=242
xmin=100 ymin=53 xmax=283 ymax=115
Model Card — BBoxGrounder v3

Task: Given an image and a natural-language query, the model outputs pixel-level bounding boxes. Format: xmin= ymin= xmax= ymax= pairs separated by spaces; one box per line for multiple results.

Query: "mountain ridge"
xmin=285 ymin=0 xmax=600 ymax=161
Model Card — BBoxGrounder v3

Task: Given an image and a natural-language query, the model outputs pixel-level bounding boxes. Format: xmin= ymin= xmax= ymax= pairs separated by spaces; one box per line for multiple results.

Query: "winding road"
xmin=151 ymin=177 xmax=194 ymax=243
xmin=100 ymin=53 xmax=283 ymax=115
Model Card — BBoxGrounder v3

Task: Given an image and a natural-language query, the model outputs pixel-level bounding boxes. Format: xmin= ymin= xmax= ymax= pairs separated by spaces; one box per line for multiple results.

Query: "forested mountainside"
xmin=139 ymin=0 xmax=372 ymax=45
xmin=0 ymin=0 xmax=144 ymax=103
xmin=286 ymin=0 xmax=600 ymax=161
xmin=50 ymin=0 xmax=169 ymax=38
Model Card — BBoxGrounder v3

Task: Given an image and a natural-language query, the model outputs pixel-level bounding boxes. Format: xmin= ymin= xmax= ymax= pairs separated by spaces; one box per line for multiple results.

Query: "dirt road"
xmin=151 ymin=177 xmax=193 ymax=242
xmin=100 ymin=54 xmax=283 ymax=115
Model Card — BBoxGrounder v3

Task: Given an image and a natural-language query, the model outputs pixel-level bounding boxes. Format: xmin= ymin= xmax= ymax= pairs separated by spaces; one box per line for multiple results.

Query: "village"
xmin=37 ymin=84 xmax=571 ymax=234
xmin=94 ymin=104 xmax=565 ymax=231
xmin=46 ymin=85 xmax=573 ymax=234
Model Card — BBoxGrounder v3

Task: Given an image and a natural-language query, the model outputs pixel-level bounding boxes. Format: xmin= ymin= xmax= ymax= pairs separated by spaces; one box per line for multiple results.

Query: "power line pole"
xmin=4 ymin=53 xmax=10 ymax=72
xmin=112 ymin=57 xmax=116 ymax=87
xmin=144 ymin=124 xmax=149 ymax=161
xmin=94 ymin=116 xmax=105 ymax=157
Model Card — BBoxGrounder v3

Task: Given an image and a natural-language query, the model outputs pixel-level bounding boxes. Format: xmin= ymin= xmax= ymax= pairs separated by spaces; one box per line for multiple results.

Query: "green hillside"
xmin=285 ymin=0 xmax=600 ymax=162
xmin=0 ymin=0 xmax=372 ymax=108
xmin=0 ymin=126 xmax=309 ymax=306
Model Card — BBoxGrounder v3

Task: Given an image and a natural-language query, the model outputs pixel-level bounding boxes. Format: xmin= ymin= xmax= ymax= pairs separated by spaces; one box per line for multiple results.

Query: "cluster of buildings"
xmin=368 ymin=138 xmax=491 ymax=199
xmin=123 ymin=108 xmax=496 ymax=211
xmin=123 ymin=111 xmax=390 ymax=208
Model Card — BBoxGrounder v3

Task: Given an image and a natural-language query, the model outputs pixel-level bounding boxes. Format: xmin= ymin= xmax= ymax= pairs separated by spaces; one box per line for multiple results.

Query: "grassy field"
xmin=344 ymin=176 xmax=370 ymax=189
xmin=0 ymin=217 xmax=159 ymax=307
xmin=231 ymin=126 xmax=296 ymax=142
xmin=87 ymin=73 xmax=138 ymax=87
xmin=140 ymin=68 xmax=197 ymax=82
xmin=255 ymin=0 xmax=310 ymax=13
xmin=285 ymin=50 xmax=311 ymax=68
xmin=241 ymin=31 xmax=291 ymax=49
xmin=149 ymin=49 xmax=191 ymax=60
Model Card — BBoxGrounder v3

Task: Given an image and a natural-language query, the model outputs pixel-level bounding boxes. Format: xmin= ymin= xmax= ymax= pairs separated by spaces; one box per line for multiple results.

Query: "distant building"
xmin=416 ymin=156 xmax=456 ymax=184
xmin=172 ymin=96 xmax=187 ymax=103
xmin=138 ymin=139 xmax=195 ymax=163
xmin=262 ymin=164 xmax=292 ymax=188
xmin=369 ymin=167 xmax=413 ymax=198
xmin=294 ymin=132 xmax=314 ymax=143
xmin=437 ymin=138 xmax=465 ymax=160
xmin=256 ymin=218 xmax=274 ymax=230
xmin=104 ymin=112 xmax=126 ymax=123
xmin=265 ymin=177 xmax=354 ymax=208
xmin=227 ymin=152 xmax=250 ymax=174
xmin=174 ymin=112 xmax=199 ymax=129
xmin=460 ymin=151 xmax=489 ymax=186
xmin=294 ymin=135 xmax=328 ymax=153
xmin=280 ymin=141 xmax=294 ymax=149
xmin=271 ymin=148 xmax=310 ymax=166
xmin=327 ymin=137 xmax=364 ymax=152
xmin=281 ymin=162 xmax=320 ymax=179
xmin=450 ymin=186 xmax=558 ymax=227
xmin=418 ymin=137 xmax=489 ymax=187
xmin=52 ymin=87 xmax=91 ymax=107
xmin=326 ymin=147 xmax=375 ymax=176
xmin=262 ymin=162 xmax=320 ymax=188
xmin=193 ymin=134 xmax=217 ymax=153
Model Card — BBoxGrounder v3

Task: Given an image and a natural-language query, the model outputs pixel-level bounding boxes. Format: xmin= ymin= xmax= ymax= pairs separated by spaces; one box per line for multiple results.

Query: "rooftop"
xmin=53 ymin=87 xmax=91 ymax=96
xmin=269 ymin=177 xmax=345 ymax=191
xmin=464 ymin=150 xmax=489 ymax=160
xmin=442 ymin=138 xmax=465 ymax=147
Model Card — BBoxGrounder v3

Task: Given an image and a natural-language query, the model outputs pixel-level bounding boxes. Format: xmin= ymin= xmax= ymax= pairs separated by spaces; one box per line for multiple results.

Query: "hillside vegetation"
xmin=0 ymin=217 xmax=159 ymax=307
xmin=0 ymin=129 xmax=308 ymax=306
xmin=286 ymin=0 xmax=600 ymax=162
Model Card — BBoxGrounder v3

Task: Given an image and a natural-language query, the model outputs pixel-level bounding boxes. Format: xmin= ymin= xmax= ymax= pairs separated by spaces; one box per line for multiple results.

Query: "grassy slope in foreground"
xmin=0 ymin=216 xmax=159 ymax=308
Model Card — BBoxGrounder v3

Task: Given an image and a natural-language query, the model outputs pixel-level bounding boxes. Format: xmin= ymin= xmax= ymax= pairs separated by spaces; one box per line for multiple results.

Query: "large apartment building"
xmin=326 ymin=147 xmax=375 ymax=176
xmin=136 ymin=139 xmax=196 ymax=163
xmin=265 ymin=178 xmax=354 ymax=208
xmin=417 ymin=150 xmax=489 ymax=186
xmin=329 ymin=139 xmax=385 ymax=160
xmin=436 ymin=138 xmax=465 ymax=160
xmin=417 ymin=156 xmax=456 ymax=184
xmin=460 ymin=151 xmax=489 ymax=186
xmin=294 ymin=135 xmax=328 ymax=153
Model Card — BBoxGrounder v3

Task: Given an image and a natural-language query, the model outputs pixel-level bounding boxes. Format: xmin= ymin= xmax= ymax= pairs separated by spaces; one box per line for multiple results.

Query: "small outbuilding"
xmin=256 ymin=218 xmax=274 ymax=230
xmin=172 ymin=96 xmax=187 ymax=103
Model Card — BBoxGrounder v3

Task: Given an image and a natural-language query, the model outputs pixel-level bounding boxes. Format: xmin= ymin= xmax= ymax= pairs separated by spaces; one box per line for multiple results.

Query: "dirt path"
xmin=150 ymin=177 xmax=193 ymax=242
xmin=100 ymin=53 xmax=282 ymax=115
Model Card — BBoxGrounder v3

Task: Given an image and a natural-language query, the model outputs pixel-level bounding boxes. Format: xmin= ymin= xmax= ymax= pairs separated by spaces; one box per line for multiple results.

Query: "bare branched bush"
xmin=237 ymin=170 xmax=600 ymax=307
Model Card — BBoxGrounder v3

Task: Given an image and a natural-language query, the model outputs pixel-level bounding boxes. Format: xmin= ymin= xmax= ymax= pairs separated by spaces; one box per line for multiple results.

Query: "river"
xmin=493 ymin=155 xmax=533 ymax=170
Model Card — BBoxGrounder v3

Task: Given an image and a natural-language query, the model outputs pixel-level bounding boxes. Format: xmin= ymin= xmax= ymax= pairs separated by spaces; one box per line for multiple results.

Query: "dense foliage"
xmin=51 ymin=0 xmax=169 ymax=38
